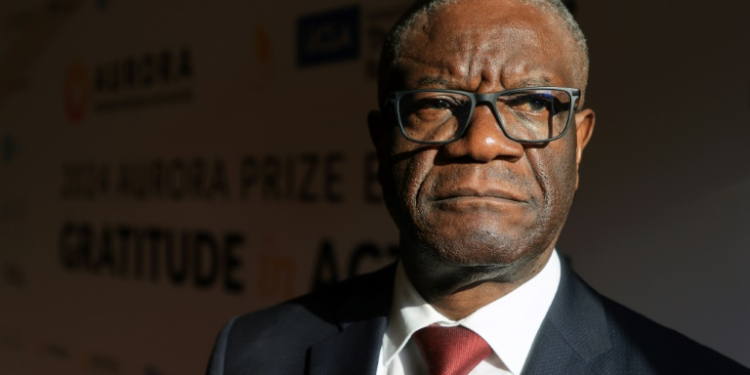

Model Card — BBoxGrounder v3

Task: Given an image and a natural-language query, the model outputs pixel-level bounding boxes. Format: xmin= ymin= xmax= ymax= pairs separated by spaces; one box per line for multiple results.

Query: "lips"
xmin=432 ymin=187 xmax=526 ymax=203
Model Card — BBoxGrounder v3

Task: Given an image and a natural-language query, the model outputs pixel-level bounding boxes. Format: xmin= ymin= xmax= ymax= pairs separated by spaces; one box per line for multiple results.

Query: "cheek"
xmin=392 ymin=151 xmax=434 ymax=208
xmin=380 ymin=137 xmax=437 ymax=224
xmin=532 ymin=142 xmax=578 ymax=210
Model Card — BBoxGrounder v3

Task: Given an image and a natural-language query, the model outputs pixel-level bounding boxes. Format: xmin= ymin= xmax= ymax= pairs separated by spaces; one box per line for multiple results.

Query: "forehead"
xmin=394 ymin=0 xmax=576 ymax=90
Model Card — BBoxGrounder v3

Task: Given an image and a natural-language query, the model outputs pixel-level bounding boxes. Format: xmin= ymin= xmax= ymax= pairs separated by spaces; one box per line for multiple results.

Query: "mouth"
xmin=432 ymin=188 xmax=526 ymax=203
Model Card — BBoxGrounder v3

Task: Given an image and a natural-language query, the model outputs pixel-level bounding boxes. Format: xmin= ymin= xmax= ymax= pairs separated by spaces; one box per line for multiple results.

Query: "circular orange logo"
xmin=63 ymin=63 xmax=90 ymax=123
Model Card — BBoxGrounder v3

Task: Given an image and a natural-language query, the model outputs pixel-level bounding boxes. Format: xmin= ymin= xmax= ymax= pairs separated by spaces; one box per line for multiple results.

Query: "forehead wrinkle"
xmin=499 ymin=58 xmax=559 ymax=89
xmin=460 ymin=31 xmax=482 ymax=89
xmin=395 ymin=39 xmax=479 ymax=89
xmin=447 ymin=22 xmax=550 ymax=91
xmin=474 ymin=52 xmax=503 ymax=91
xmin=432 ymin=30 xmax=478 ymax=88
xmin=393 ymin=0 xmax=577 ymax=93
xmin=395 ymin=54 xmax=469 ymax=89
xmin=379 ymin=0 xmax=590 ymax=105
xmin=402 ymin=11 xmax=492 ymax=89
xmin=495 ymin=29 xmax=572 ymax=89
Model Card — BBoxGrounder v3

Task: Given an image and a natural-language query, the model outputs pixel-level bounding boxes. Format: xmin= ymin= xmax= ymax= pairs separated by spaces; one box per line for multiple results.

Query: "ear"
xmin=573 ymin=108 xmax=595 ymax=190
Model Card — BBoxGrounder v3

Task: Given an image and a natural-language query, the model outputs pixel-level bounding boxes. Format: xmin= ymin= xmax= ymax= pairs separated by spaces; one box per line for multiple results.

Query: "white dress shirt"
xmin=376 ymin=250 xmax=561 ymax=375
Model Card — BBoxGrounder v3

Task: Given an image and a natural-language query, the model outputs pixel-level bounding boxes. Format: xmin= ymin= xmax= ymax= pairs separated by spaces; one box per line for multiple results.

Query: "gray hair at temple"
xmin=377 ymin=0 xmax=590 ymax=106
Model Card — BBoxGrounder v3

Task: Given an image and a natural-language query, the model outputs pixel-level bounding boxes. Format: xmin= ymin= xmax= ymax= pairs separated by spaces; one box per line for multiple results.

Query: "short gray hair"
xmin=378 ymin=0 xmax=590 ymax=105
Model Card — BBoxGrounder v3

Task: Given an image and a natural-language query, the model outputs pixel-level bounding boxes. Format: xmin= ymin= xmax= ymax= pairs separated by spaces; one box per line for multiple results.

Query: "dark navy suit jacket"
xmin=206 ymin=261 xmax=749 ymax=374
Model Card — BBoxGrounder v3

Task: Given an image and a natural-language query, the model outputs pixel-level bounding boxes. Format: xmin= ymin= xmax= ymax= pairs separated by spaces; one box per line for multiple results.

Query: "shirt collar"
xmin=383 ymin=250 xmax=561 ymax=375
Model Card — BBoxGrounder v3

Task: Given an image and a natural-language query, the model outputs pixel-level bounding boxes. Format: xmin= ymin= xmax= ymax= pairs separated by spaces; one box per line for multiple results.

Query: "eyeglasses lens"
xmin=397 ymin=89 xmax=572 ymax=143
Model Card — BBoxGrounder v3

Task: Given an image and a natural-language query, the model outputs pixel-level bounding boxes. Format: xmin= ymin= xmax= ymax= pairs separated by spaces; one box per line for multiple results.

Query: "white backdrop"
xmin=0 ymin=0 xmax=748 ymax=374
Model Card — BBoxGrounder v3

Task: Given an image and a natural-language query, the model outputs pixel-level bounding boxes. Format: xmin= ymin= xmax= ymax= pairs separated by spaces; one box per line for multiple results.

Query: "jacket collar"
xmin=521 ymin=258 xmax=611 ymax=375
xmin=308 ymin=263 xmax=397 ymax=375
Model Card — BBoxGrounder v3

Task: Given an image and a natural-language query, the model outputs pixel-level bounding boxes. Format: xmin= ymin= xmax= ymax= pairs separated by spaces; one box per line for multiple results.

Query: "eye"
xmin=504 ymin=93 xmax=561 ymax=114
xmin=527 ymin=96 xmax=549 ymax=111
xmin=398 ymin=92 xmax=472 ymax=124
xmin=418 ymin=98 xmax=457 ymax=110
xmin=519 ymin=94 xmax=555 ymax=112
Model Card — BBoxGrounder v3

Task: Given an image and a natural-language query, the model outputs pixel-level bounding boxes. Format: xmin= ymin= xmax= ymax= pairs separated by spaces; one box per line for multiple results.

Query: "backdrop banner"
xmin=1 ymin=0 xmax=748 ymax=374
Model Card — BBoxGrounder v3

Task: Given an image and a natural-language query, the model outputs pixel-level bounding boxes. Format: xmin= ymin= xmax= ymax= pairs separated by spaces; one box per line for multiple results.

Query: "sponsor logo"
xmin=297 ymin=5 xmax=361 ymax=67
xmin=63 ymin=47 xmax=194 ymax=123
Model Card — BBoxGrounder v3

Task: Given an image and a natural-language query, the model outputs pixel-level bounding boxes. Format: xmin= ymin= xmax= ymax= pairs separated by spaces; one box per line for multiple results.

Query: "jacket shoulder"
xmin=596 ymin=295 xmax=750 ymax=374
xmin=544 ymin=264 xmax=749 ymax=375
xmin=207 ymin=263 xmax=396 ymax=375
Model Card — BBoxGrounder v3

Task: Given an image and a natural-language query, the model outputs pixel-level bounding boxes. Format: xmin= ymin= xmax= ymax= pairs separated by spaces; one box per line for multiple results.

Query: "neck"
xmin=402 ymin=248 xmax=554 ymax=320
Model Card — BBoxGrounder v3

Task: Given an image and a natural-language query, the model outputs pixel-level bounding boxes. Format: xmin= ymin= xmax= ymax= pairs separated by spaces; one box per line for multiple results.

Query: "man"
xmin=206 ymin=0 xmax=750 ymax=374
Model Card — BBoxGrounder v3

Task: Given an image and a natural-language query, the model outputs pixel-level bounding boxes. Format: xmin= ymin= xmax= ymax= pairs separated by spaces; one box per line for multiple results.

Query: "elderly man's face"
xmin=371 ymin=0 xmax=594 ymax=270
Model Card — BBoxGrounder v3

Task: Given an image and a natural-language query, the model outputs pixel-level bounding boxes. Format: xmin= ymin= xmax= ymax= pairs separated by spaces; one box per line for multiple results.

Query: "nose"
xmin=441 ymin=105 xmax=525 ymax=162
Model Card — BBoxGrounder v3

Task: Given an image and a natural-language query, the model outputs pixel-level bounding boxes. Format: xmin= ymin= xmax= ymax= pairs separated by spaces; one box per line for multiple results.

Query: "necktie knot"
xmin=413 ymin=325 xmax=492 ymax=375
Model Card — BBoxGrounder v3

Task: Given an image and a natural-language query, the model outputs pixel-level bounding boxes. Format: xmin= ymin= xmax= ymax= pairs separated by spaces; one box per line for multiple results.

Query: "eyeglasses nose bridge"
xmin=471 ymin=92 xmax=507 ymax=129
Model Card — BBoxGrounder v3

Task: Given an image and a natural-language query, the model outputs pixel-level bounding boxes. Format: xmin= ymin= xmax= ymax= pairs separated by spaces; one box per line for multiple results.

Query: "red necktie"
xmin=412 ymin=325 xmax=492 ymax=375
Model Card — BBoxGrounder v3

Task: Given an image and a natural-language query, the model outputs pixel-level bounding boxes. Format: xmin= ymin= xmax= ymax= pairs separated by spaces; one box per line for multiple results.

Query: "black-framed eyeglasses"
xmin=384 ymin=87 xmax=581 ymax=144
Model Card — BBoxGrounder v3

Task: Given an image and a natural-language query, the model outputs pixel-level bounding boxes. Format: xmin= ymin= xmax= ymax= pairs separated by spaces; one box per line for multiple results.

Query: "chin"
xmin=418 ymin=225 xmax=546 ymax=268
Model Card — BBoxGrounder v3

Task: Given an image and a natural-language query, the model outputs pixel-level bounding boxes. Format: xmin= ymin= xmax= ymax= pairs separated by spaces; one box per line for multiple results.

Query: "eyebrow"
xmin=415 ymin=76 xmax=453 ymax=87
xmin=514 ymin=76 xmax=555 ymax=88
xmin=414 ymin=75 xmax=557 ymax=90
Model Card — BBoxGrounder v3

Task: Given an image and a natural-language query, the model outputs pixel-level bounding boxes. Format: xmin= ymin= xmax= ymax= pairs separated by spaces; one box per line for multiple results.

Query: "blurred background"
xmin=0 ymin=0 xmax=748 ymax=373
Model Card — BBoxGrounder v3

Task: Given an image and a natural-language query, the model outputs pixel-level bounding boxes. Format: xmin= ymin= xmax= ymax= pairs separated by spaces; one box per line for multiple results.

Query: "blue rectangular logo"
xmin=297 ymin=5 xmax=361 ymax=67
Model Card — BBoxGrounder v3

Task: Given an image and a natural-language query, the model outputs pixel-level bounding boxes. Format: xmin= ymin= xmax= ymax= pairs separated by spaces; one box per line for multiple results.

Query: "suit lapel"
xmin=522 ymin=259 xmax=611 ymax=375
xmin=308 ymin=264 xmax=396 ymax=375
xmin=522 ymin=320 xmax=590 ymax=375
xmin=308 ymin=315 xmax=387 ymax=375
